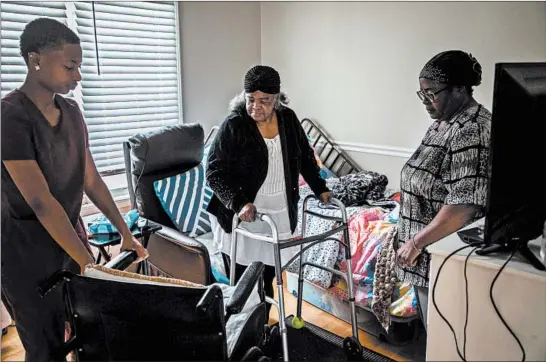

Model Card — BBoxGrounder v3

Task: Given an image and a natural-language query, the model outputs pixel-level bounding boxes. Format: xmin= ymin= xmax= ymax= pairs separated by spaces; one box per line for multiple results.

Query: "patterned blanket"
xmin=329 ymin=170 xmax=389 ymax=206
xmin=286 ymin=179 xmax=363 ymax=288
xmin=287 ymin=173 xmax=397 ymax=289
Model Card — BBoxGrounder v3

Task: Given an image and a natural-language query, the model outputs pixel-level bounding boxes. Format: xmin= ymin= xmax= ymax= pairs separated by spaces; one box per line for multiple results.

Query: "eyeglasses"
xmin=416 ymin=86 xmax=448 ymax=103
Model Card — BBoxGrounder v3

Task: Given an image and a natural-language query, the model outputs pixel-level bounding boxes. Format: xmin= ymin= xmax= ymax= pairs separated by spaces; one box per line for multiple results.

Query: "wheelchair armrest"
xmin=196 ymin=284 xmax=224 ymax=318
xmin=104 ymin=250 xmax=137 ymax=271
xmin=226 ymin=261 xmax=265 ymax=315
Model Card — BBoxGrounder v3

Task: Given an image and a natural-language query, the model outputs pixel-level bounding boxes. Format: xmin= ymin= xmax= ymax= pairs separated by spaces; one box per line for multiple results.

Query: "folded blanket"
xmin=87 ymin=209 xmax=140 ymax=235
xmin=330 ymin=171 xmax=388 ymax=207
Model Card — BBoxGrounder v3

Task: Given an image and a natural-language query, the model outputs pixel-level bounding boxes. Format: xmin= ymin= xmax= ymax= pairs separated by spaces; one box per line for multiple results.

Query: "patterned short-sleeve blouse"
xmin=396 ymin=104 xmax=492 ymax=287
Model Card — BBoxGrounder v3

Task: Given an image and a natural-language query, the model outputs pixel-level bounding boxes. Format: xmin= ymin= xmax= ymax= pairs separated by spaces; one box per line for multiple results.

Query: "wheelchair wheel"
xmin=241 ymin=346 xmax=267 ymax=361
xmin=343 ymin=336 xmax=363 ymax=360
xmin=261 ymin=325 xmax=271 ymax=345
xmin=261 ymin=325 xmax=280 ymax=358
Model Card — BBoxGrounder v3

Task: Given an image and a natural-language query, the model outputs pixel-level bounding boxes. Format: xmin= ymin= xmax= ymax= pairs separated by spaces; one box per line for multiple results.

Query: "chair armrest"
xmin=226 ymin=261 xmax=265 ymax=315
xmin=146 ymin=225 xmax=213 ymax=285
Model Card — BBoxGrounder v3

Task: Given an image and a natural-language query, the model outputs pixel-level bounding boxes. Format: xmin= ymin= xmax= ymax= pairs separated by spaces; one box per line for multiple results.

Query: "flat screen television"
xmin=461 ymin=62 xmax=546 ymax=270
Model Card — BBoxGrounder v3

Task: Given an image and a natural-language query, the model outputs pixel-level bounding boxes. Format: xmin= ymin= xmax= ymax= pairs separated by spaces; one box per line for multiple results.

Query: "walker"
xmin=230 ymin=196 xmax=363 ymax=361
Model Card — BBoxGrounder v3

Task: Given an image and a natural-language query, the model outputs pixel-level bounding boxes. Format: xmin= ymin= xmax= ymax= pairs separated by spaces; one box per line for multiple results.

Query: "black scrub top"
xmin=1 ymin=89 xmax=91 ymax=272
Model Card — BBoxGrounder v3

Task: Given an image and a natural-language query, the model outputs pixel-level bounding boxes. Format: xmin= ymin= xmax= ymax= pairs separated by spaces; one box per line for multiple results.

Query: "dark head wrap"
xmin=244 ymin=65 xmax=281 ymax=94
xmin=419 ymin=50 xmax=482 ymax=87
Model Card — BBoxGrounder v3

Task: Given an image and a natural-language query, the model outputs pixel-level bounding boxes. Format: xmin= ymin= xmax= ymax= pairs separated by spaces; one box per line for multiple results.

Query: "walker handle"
xmin=252 ymin=212 xmax=278 ymax=237
xmin=329 ymin=197 xmax=345 ymax=210
xmin=255 ymin=211 xmax=275 ymax=224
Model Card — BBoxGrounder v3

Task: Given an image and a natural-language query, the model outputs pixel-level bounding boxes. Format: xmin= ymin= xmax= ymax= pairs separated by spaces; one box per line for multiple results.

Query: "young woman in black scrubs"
xmin=1 ymin=18 xmax=148 ymax=360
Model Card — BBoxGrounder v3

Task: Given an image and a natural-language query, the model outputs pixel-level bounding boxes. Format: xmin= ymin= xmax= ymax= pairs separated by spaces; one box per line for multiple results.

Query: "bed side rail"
xmin=300 ymin=118 xmax=361 ymax=177
xmin=205 ymin=126 xmax=219 ymax=146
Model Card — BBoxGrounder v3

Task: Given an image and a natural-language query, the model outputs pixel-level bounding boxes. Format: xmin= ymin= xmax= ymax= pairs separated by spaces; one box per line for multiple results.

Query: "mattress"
xmin=285 ymin=272 xmax=416 ymax=321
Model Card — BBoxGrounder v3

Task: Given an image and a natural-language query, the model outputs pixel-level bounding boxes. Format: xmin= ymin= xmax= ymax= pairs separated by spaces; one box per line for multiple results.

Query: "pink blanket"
xmin=331 ymin=208 xmax=418 ymax=319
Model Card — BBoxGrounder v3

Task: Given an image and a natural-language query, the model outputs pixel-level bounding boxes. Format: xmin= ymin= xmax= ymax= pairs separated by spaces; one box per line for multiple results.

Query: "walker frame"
xmin=230 ymin=196 xmax=363 ymax=361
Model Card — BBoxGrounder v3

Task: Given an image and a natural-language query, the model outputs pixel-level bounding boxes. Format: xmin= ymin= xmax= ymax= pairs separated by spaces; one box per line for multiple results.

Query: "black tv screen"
xmin=484 ymin=63 xmax=546 ymax=248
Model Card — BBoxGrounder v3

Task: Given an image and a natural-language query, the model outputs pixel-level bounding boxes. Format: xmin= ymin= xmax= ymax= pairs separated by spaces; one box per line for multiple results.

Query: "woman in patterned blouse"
xmin=395 ymin=50 xmax=492 ymax=331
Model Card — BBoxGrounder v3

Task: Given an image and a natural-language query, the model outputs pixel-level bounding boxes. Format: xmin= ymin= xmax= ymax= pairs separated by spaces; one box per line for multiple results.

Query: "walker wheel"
xmin=343 ymin=336 xmax=363 ymax=360
xmin=291 ymin=316 xmax=305 ymax=329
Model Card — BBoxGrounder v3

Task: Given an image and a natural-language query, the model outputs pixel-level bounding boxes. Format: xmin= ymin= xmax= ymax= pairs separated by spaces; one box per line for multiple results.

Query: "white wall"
xmin=261 ymin=1 xmax=546 ymax=187
xmin=179 ymin=1 xmax=261 ymax=134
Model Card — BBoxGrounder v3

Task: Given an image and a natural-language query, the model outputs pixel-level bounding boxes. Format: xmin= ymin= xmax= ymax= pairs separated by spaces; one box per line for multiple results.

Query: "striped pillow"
xmin=153 ymin=163 xmax=213 ymax=237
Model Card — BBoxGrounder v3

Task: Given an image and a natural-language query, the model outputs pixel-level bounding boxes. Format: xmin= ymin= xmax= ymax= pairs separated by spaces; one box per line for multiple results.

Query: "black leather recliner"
xmin=122 ymin=123 xmax=218 ymax=285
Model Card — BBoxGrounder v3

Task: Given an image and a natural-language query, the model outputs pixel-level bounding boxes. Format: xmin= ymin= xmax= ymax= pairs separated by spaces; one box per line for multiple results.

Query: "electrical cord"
xmin=432 ymin=243 xmax=477 ymax=362
xmin=433 ymin=242 xmax=526 ymax=362
xmin=490 ymin=247 xmax=525 ymax=362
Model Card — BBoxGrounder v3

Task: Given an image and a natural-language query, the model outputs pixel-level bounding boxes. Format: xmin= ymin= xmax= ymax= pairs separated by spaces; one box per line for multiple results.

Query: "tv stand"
xmin=477 ymin=239 xmax=546 ymax=271
xmin=427 ymin=219 xmax=546 ymax=361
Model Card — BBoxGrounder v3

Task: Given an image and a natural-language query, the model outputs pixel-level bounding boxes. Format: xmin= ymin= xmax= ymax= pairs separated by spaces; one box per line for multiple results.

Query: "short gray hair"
xmin=229 ymin=90 xmax=290 ymax=113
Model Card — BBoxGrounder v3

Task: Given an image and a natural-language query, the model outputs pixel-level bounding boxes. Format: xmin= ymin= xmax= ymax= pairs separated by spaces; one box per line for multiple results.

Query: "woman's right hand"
xmin=78 ymin=253 xmax=95 ymax=274
xmin=238 ymin=203 xmax=257 ymax=222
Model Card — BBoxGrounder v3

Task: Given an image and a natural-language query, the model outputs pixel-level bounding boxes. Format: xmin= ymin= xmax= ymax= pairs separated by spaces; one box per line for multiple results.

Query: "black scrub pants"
xmin=2 ymin=220 xmax=79 ymax=362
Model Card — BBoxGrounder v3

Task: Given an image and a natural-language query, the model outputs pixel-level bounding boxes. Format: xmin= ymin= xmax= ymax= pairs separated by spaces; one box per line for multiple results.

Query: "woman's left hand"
xmin=319 ymin=191 xmax=334 ymax=204
xmin=396 ymin=240 xmax=421 ymax=268
xmin=121 ymin=235 xmax=149 ymax=263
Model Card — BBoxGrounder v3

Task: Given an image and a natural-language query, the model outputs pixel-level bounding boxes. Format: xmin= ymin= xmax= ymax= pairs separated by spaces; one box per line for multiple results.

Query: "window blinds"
xmin=73 ymin=1 xmax=182 ymax=174
xmin=1 ymin=2 xmax=68 ymax=98
xmin=0 ymin=1 xmax=183 ymax=175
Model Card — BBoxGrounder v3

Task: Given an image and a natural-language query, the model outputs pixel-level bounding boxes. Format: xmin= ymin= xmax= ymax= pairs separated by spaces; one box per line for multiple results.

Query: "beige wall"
xmin=179 ymin=1 xmax=546 ymax=187
xmin=179 ymin=1 xmax=261 ymax=134
xmin=260 ymin=1 xmax=546 ymax=187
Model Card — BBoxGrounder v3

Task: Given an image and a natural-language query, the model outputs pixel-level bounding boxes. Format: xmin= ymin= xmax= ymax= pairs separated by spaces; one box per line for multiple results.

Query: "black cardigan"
xmin=206 ymin=105 xmax=329 ymax=233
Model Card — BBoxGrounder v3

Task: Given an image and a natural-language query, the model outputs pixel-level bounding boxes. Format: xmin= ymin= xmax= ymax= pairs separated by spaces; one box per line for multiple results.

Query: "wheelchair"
xmin=39 ymin=250 xmax=275 ymax=361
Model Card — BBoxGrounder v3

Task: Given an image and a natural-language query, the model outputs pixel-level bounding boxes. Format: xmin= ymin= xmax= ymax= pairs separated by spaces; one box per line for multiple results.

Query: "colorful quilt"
xmin=290 ymin=179 xmax=417 ymax=319
xmin=330 ymin=207 xmax=418 ymax=318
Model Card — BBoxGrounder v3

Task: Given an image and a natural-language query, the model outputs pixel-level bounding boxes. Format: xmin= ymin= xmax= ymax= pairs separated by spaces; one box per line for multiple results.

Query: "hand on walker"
xmin=238 ymin=203 xmax=257 ymax=222
xmin=319 ymin=191 xmax=334 ymax=204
